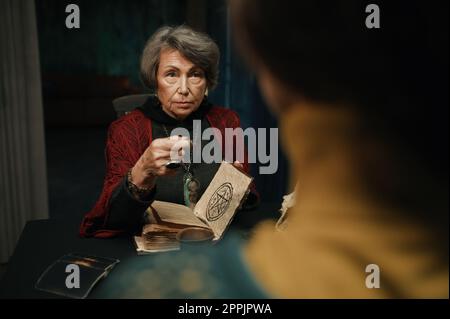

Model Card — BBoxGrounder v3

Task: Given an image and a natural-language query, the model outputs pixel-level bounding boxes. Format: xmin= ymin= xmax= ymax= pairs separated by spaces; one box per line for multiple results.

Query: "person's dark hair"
xmin=140 ymin=25 xmax=220 ymax=91
xmin=231 ymin=0 xmax=448 ymax=247
xmin=231 ymin=0 xmax=448 ymax=186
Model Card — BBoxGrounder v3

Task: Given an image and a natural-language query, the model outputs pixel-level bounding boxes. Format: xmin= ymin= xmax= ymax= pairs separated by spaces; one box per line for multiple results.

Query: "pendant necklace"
xmin=163 ymin=124 xmax=200 ymax=209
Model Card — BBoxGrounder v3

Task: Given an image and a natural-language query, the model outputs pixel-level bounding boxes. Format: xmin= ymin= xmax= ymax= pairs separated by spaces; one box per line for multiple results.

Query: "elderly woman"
xmin=80 ymin=25 xmax=257 ymax=238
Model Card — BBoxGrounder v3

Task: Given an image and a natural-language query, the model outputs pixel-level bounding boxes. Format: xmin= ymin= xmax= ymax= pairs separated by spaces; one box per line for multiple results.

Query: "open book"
xmin=134 ymin=161 xmax=253 ymax=254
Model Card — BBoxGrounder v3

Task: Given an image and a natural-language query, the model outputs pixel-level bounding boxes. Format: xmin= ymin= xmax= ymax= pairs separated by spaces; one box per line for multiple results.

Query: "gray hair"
xmin=140 ymin=25 xmax=220 ymax=91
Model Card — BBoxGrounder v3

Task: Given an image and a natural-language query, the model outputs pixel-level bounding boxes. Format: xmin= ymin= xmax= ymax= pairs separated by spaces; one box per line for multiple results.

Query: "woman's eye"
xmin=191 ymin=71 xmax=203 ymax=78
xmin=166 ymin=72 xmax=176 ymax=77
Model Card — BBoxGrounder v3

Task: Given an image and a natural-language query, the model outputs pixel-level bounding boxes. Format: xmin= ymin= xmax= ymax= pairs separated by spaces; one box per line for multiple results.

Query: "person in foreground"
xmin=80 ymin=25 xmax=257 ymax=238
xmin=232 ymin=0 xmax=448 ymax=298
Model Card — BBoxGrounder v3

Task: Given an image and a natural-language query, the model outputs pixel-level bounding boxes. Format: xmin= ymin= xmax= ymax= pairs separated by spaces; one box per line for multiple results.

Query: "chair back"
xmin=112 ymin=94 xmax=153 ymax=118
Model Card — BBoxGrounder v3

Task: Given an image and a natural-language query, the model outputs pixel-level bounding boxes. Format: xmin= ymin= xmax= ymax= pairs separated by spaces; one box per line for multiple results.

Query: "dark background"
xmin=35 ymin=0 xmax=288 ymax=220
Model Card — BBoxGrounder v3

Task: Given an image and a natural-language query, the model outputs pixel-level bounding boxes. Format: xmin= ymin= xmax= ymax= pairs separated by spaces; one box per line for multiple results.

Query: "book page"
xmin=194 ymin=161 xmax=253 ymax=240
xmin=136 ymin=221 xmax=185 ymax=254
xmin=134 ymin=234 xmax=179 ymax=254
xmin=136 ymin=202 xmax=209 ymax=254
xmin=149 ymin=200 xmax=209 ymax=229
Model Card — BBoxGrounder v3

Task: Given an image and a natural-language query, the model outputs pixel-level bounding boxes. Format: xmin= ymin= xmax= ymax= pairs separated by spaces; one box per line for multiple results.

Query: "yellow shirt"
xmin=244 ymin=105 xmax=449 ymax=298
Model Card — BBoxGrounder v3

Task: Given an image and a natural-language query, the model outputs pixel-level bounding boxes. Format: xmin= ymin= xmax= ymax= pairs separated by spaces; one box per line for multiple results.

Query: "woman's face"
xmin=156 ymin=49 xmax=208 ymax=120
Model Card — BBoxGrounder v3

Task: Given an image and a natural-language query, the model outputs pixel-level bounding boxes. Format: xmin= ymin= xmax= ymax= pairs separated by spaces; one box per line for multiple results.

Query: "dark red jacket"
xmin=80 ymin=106 xmax=256 ymax=238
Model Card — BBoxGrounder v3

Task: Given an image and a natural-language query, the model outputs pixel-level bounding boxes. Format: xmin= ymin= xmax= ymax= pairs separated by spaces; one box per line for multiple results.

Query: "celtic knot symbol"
xmin=206 ymin=183 xmax=233 ymax=221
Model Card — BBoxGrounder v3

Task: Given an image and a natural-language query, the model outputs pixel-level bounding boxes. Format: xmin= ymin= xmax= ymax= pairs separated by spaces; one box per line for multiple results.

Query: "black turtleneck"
xmin=106 ymin=96 xmax=220 ymax=233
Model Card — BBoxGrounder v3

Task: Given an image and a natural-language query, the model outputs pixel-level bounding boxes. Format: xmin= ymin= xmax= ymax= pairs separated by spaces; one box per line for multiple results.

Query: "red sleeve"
xmin=79 ymin=111 xmax=151 ymax=238
xmin=225 ymin=110 xmax=260 ymax=204
xmin=207 ymin=107 xmax=260 ymax=205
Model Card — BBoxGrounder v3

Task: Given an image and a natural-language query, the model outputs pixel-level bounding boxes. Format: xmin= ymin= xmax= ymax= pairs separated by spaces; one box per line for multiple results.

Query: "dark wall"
xmin=36 ymin=0 xmax=186 ymax=86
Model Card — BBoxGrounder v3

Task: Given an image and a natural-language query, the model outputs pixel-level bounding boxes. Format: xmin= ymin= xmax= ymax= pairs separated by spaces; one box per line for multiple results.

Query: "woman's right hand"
xmin=131 ymin=136 xmax=190 ymax=188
